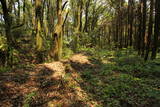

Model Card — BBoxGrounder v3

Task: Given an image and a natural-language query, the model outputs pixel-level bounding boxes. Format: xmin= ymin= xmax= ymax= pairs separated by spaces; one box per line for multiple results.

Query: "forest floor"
xmin=0 ymin=48 xmax=160 ymax=107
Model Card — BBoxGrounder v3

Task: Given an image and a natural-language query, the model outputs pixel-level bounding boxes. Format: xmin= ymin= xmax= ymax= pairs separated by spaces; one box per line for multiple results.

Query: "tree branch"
xmin=11 ymin=23 xmax=25 ymax=30
xmin=62 ymin=11 xmax=69 ymax=27
xmin=62 ymin=1 xmax=68 ymax=11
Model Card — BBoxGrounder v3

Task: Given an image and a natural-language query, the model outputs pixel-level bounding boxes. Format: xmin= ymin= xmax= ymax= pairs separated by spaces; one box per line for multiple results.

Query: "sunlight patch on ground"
xmin=0 ymin=53 xmax=114 ymax=106
xmin=42 ymin=54 xmax=99 ymax=106
xmin=44 ymin=62 xmax=65 ymax=79
xmin=70 ymin=54 xmax=91 ymax=64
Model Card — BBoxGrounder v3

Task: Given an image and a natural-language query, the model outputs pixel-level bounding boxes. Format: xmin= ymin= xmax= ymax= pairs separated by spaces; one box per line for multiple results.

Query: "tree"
xmin=144 ymin=0 xmax=154 ymax=60
xmin=128 ymin=0 xmax=134 ymax=47
xmin=137 ymin=0 xmax=143 ymax=55
xmin=83 ymin=0 xmax=91 ymax=33
xmin=35 ymin=0 xmax=43 ymax=51
xmin=151 ymin=0 xmax=160 ymax=59
xmin=73 ymin=0 xmax=83 ymax=52
xmin=141 ymin=0 xmax=147 ymax=56
xmin=0 ymin=0 xmax=14 ymax=66
xmin=49 ymin=0 xmax=68 ymax=61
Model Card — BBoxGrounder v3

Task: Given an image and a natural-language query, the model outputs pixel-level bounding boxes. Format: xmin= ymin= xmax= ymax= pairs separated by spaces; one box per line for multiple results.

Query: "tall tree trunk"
xmin=119 ymin=0 xmax=124 ymax=48
xmin=137 ymin=0 xmax=143 ymax=55
xmin=83 ymin=0 xmax=90 ymax=32
xmin=18 ymin=0 xmax=21 ymax=24
xmin=128 ymin=0 xmax=134 ymax=46
xmin=35 ymin=0 xmax=43 ymax=50
xmin=23 ymin=0 xmax=26 ymax=24
xmin=141 ymin=0 xmax=147 ymax=56
xmin=73 ymin=0 xmax=81 ymax=52
xmin=80 ymin=0 xmax=83 ymax=32
xmin=144 ymin=0 xmax=154 ymax=60
xmin=151 ymin=0 xmax=160 ymax=59
xmin=116 ymin=15 xmax=119 ymax=48
xmin=0 ymin=0 xmax=14 ymax=66
xmin=134 ymin=8 xmax=138 ymax=49
xmin=50 ymin=0 xmax=63 ymax=61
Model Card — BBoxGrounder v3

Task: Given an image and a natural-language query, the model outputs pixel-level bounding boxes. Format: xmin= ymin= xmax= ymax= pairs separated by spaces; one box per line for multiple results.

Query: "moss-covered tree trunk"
xmin=35 ymin=0 xmax=43 ymax=51
xmin=73 ymin=0 xmax=81 ymax=52
xmin=83 ymin=0 xmax=90 ymax=33
xmin=50 ymin=0 xmax=63 ymax=61
xmin=23 ymin=0 xmax=26 ymax=25
xmin=0 ymin=0 xmax=14 ymax=66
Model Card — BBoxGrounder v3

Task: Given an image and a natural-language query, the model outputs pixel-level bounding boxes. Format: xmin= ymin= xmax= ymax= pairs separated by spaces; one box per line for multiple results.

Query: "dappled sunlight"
xmin=101 ymin=57 xmax=115 ymax=64
xmin=0 ymin=53 xmax=101 ymax=106
xmin=70 ymin=54 xmax=91 ymax=65
xmin=0 ymin=51 xmax=160 ymax=106
xmin=0 ymin=0 xmax=160 ymax=106
xmin=43 ymin=62 xmax=65 ymax=79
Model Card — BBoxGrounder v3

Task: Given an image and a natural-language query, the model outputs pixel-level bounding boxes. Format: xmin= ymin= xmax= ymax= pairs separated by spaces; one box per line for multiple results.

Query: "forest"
xmin=0 ymin=0 xmax=160 ymax=106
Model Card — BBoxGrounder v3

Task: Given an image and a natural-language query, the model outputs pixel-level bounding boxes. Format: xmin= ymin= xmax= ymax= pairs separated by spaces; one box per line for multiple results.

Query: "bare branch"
xmin=62 ymin=11 xmax=69 ymax=27
xmin=62 ymin=1 xmax=68 ymax=11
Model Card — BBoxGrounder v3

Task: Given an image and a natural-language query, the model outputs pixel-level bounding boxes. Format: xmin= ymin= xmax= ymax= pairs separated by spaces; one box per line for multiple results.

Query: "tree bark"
xmin=83 ymin=0 xmax=90 ymax=32
xmin=141 ymin=0 xmax=147 ymax=56
xmin=151 ymin=0 xmax=160 ymax=59
xmin=144 ymin=0 xmax=154 ymax=60
xmin=0 ymin=0 xmax=14 ymax=66
xmin=35 ymin=0 xmax=43 ymax=50
xmin=137 ymin=0 xmax=143 ymax=55
xmin=49 ymin=0 xmax=67 ymax=61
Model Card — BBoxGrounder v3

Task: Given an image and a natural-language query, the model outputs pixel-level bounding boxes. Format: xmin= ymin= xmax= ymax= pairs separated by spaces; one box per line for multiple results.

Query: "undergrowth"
xmin=77 ymin=47 xmax=160 ymax=107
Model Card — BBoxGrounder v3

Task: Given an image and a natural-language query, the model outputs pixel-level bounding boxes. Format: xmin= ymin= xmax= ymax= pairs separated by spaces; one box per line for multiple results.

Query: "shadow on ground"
xmin=0 ymin=57 xmax=91 ymax=107
xmin=0 ymin=53 xmax=160 ymax=107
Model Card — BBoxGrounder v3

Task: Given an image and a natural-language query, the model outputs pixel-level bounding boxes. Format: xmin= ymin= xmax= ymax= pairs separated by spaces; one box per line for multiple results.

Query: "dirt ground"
xmin=0 ymin=54 xmax=99 ymax=107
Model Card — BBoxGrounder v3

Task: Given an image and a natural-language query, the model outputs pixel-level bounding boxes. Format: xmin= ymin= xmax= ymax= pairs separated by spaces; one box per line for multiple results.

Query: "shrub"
xmin=102 ymin=74 xmax=159 ymax=106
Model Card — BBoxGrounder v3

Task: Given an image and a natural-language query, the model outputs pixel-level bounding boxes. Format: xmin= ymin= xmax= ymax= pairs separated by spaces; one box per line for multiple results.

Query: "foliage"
xmin=77 ymin=48 xmax=160 ymax=107
xmin=0 ymin=36 xmax=7 ymax=51
xmin=23 ymin=92 xmax=37 ymax=107
xmin=62 ymin=48 xmax=74 ymax=59
xmin=0 ymin=0 xmax=160 ymax=106
xmin=0 ymin=66 xmax=11 ymax=73
xmin=102 ymin=74 xmax=159 ymax=106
